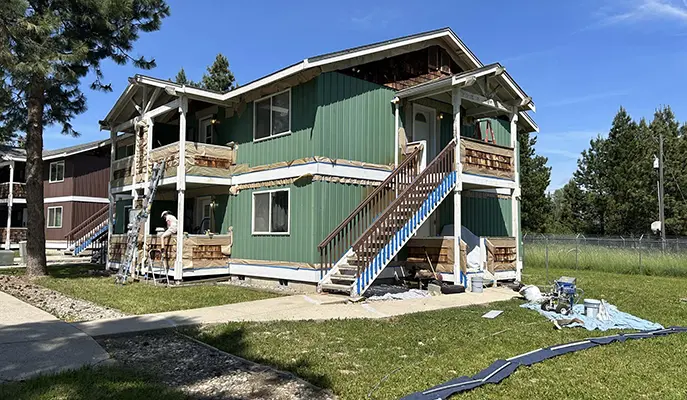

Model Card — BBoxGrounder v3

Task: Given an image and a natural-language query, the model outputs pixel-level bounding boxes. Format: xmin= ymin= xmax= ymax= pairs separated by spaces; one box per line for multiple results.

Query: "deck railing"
xmin=352 ymin=139 xmax=457 ymax=278
xmin=318 ymin=145 xmax=423 ymax=272
xmin=65 ymin=205 xmax=109 ymax=254
xmin=0 ymin=182 xmax=26 ymax=199
xmin=0 ymin=227 xmax=28 ymax=243
xmin=460 ymin=138 xmax=515 ymax=180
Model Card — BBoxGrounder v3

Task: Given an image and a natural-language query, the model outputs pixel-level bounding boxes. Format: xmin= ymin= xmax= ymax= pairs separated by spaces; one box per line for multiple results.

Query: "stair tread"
xmin=331 ymin=274 xmax=356 ymax=282
xmin=321 ymin=283 xmax=352 ymax=293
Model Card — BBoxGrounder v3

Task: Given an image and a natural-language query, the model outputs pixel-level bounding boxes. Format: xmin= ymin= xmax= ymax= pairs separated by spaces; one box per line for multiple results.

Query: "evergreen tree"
xmin=174 ymin=68 xmax=190 ymax=85
xmin=0 ymin=0 xmax=170 ymax=276
xmin=573 ymin=135 xmax=609 ymax=234
xmin=518 ymin=130 xmax=551 ymax=233
xmin=550 ymin=179 xmax=587 ymax=233
xmin=201 ymin=54 xmax=235 ymax=92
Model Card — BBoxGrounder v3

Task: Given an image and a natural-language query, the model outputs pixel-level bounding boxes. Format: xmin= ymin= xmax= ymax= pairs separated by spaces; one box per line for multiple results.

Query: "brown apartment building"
xmin=0 ymin=139 xmax=111 ymax=250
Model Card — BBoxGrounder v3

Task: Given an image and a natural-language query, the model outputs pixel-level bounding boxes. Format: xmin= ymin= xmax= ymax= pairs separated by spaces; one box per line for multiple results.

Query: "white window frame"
xmin=49 ymin=161 xmax=65 ymax=183
xmin=47 ymin=206 xmax=63 ymax=228
xmin=251 ymin=188 xmax=290 ymax=235
xmin=123 ymin=205 xmax=132 ymax=229
xmin=252 ymin=88 xmax=292 ymax=142
xmin=198 ymin=116 xmax=214 ymax=144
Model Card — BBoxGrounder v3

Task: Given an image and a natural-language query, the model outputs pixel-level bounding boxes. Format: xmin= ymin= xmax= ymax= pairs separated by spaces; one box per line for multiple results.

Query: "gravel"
xmin=0 ymin=275 xmax=125 ymax=321
xmin=99 ymin=331 xmax=336 ymax=400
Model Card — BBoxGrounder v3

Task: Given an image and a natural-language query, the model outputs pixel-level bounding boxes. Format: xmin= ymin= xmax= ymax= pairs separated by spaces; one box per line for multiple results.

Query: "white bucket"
xmin=584 ymin=299 xmax=601 ymax=319
xmin=471 ymin=276 xmax=484 ymax=293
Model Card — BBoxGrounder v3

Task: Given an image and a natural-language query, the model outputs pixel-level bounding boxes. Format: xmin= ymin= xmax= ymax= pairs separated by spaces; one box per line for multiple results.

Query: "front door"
xmin=412 ymin=105 xmax=437 ymax=237
xmin=195 ymin=197 xmax=212 ymax=233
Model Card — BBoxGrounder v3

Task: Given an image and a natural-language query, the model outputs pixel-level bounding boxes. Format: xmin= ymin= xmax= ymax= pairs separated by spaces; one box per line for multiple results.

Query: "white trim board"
xmin=44 ymin=196 xmax=110 ymax=204
xmin=232 ymin=162 xmax=391 ymax=185
xmin=229 ymin=263 xmax=321 ymax=283
xmin=462 ymin=173 xmax=516 ymax=190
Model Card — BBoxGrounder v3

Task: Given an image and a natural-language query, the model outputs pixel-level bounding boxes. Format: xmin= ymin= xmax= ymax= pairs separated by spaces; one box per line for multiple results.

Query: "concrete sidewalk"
xmin=72 ymin=287 xmax=517 ymax=337
xmin=0 ymin=291 xmax=110 ymax=382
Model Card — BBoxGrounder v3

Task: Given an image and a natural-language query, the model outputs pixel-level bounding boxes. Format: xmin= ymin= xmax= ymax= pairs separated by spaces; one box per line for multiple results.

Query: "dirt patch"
xmin=99 ymin=331 xmax=336 ymax=400
xmin=0 ymin=275 xmax=125 ymax=321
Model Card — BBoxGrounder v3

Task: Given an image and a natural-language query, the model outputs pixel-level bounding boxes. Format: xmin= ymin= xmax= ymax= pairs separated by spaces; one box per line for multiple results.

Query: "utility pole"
xmin=659 ymin=131 xmax=666 ymax=250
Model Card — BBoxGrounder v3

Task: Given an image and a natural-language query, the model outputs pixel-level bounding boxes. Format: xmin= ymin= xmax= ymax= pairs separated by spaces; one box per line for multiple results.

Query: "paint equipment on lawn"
xmin=584 ymin=298 xmax=601 ymax=319
xmin=540 ymin=276 xmax=582 ymax=315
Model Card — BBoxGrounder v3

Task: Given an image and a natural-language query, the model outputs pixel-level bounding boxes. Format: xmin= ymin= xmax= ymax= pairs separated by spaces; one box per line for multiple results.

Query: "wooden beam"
xmin=143 ymin=88 xmax=162 ymax=114
xmin=145 ymin=98 xmax=181 ymax=120
xmin=460 ymin=91 xmax=515 ymax=115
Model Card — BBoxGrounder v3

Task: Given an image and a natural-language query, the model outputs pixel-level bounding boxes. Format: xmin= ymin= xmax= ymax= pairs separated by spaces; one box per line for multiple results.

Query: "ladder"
xmin=476 ymin=120 xmax=495 ymax=144
xmin=115 ymin=160 xmax=166 ymax=285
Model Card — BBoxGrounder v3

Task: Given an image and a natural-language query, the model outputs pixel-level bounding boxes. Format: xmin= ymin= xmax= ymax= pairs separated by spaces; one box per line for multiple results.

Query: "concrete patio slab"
xmin=0 ymin=291 xmax=110 ymax=382
xmin=71 ymin=287 xmax=518 ymax=338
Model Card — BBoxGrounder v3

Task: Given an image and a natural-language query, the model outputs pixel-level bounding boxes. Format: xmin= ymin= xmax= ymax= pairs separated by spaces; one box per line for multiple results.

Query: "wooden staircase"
xmin=319 ymin=139 xmax=457 ymax=296
xmin=65 ymin=205 xmax=109 ymax=256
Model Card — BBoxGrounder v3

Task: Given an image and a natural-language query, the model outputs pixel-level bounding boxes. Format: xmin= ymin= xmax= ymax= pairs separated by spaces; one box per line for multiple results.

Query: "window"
xmin=49 ymin=161 xmax=65 ymax=183
xmin=252 ymin=189 xmax=290 ymax=234
xmin=47 ymin=206 xmax=63 ymax=228
xmin=199 ymin=117 xmax=214 ymax=144
xmin=116 ymin=144 xmax=134 ymax=159
xmin=253 ymin=89 xmax=291 ymax=141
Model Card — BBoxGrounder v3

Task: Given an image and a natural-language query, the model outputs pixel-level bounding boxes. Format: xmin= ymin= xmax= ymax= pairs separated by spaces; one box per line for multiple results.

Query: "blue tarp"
xmin=520 ymin=302 xmax=664 ymax=331
xmin=400 ymin=327 xmax=687 ymax=400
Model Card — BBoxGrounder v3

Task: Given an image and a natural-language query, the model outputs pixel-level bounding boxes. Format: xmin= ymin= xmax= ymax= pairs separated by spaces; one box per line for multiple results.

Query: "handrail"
xmin=352 ymin=139 xmax=457 ymax=278
xmin=318 ymin=145 xmax=423 ymax=272
xmin=65 ymin=205 xmax=109 ymax=240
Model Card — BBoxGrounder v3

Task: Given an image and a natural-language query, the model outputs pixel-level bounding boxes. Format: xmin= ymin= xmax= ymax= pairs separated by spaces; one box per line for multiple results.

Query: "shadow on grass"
xmin=44 ymin=264 xmax=105 ymax=279
xmin=0 ymin=365 xmax=186 ymax=400
xmin=182 ymin=325 xmax=334 ymax=392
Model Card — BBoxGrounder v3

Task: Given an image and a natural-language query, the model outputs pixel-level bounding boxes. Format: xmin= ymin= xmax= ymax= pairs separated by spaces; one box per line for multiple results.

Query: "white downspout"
xmin=452 ymin=86 xmax=463 ymax=286
xmin=174 ymin=96 xmax=188 ymax=281
xmin=5 ymin=161 xmax=14 ymax=250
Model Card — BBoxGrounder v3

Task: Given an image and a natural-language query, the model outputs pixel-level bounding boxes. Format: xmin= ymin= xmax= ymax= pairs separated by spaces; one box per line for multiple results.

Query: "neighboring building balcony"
xmin=111 ymin=141 xmax=237 ymax=190
xmin=0 ymin=227 xmax=28 ymax=244
xmin=0 ymin=182 xmax=27 ymax=200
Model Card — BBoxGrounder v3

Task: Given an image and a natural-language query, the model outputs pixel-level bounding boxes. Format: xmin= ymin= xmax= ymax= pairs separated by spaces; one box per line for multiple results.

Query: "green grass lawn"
xmin=2 ymin=264 xmax=279 ymax=315
xmin=525 ymin=241 xmax=687 ymax=278
xmin=187 ymin=264 xmax=687 ymax=400
xmin=0 ymin=366 xmax=187 ymax=400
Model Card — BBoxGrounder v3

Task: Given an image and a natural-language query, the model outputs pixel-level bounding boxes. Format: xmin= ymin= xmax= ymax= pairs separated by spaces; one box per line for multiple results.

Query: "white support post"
xmin=393 ymin=98 xmax=400 ymax=167
xmin=510 ymin=112 xmax=522 ymax=281
xmin=452 ymin=86 xmax=463 ymax=286
xmin=174 ymin=96 xmax=188 ymax=281
xmin=5 ymin=161 xmax=14 ymax=250
xmin=107 ymin=129 xmax=116 ymax=267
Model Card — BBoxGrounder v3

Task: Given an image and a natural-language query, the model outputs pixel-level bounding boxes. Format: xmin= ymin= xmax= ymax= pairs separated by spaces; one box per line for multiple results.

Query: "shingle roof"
xmin=0 ymin=138 xmax=111 ymax=162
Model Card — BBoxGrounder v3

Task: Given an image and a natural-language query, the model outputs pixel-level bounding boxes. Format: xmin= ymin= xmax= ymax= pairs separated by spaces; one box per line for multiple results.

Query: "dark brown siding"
xmin=72 ymin=154 xmax=110 ymax=197
xmin=70 ymin=201 xmax=108 ymax=232
xmin=44 ymin=202 xmax=73 ymax=241
xmin=43 ymin=158 xmax=74 ymax=197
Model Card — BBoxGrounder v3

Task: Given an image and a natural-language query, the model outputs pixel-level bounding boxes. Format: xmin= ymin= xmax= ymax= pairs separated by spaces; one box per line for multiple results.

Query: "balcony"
xmin=0 ymin=227 xmax=28 ymax=244
xmin=0 ymin=183 xmax=26 ymax=199
xmin=111 ymin=142 xmax=237 ymax=189
xmin=460 ymin=137 xmax=514 ymax=180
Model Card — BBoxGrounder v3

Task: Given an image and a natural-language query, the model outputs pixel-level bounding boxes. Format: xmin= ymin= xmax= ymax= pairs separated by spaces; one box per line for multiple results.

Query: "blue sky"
xmin=43 ymin=0 xmax=687 ymax=191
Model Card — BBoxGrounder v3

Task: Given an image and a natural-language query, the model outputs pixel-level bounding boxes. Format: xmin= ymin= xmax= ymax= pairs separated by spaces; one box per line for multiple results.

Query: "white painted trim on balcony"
xmin=0 ymin=198 xmax=25 ymax=204
xmin=44 ymin=196 xmax=110 ymax=204
xmin=461 ymin=173 xmax=516 ymax=190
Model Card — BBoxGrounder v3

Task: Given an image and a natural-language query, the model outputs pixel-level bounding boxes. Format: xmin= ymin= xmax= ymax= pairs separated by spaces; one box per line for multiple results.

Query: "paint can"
xmin=584 ymin=299 xmax=601 ymax=319
xmin=471 ymin=276 xmax=483 ymax=293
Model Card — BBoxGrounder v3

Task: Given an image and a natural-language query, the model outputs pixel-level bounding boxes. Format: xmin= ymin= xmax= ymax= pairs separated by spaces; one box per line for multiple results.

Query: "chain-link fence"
xmin=523 ymin=233 xmax=687 ymax=279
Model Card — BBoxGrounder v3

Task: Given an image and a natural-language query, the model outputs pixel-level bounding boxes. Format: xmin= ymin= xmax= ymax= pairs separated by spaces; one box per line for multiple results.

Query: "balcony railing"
xmin=460 ymin=137 xmax=515 ymax=180
xmin=0 ymin=227 xmax=28 ymax=243
xmin=0 ymin=183 xmax=26 ymax=199
xmin=112 ymin=142 xmax=237 ymax=187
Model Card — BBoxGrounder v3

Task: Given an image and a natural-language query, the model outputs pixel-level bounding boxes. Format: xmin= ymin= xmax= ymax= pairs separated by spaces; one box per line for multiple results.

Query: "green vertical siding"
xmin=315 ymin=180 xmax=370 ymax=247
xmin=216 ymin=79 xmax=319 ymax=167
xmin=229 ymin=182 xmax=317 ymax=264
xmin=461 ymin=195 xmax=512 ymax=237
xmin=461 ymin=118 xmax=510 ymax=147
xmin=316 ymin=72 xmax=396 ymax=165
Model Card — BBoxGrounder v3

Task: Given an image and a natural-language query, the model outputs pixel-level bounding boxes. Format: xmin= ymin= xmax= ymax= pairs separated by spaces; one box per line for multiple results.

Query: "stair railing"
xmin=352 ymin=139 xmax=457 ymax=280
xmin=318 ymin=144 xmax=423 ymax=273
xmin=65 ymin=205 xmax=109 ymax=251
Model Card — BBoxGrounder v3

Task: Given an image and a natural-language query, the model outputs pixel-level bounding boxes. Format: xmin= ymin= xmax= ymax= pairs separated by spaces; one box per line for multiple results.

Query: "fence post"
xmin=575 ymin=233 xmax=580 ymax=270
xmin=638 ymin=234 xmax=644 ymax=275
xmin=545 ymin=234 xmax=549 ymax=283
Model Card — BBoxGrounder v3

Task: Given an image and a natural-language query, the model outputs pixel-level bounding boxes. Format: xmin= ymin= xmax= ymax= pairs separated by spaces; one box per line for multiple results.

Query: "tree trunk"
xmin=25 ymin=80 xmax=48 ymax=277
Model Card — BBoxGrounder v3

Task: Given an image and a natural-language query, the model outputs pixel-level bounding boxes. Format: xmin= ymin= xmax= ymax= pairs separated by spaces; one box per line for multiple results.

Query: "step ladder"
xmin=476 ymin=120 xmax=495 ymax=144
xmin=114 ymin=161 xmax=165 ymax=285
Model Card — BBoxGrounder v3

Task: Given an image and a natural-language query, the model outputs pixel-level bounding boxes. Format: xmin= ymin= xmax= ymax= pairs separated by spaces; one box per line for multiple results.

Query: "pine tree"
xmin=518 ymin=130 xmax=551 ymax=233
xmin=201 ymin=54 xmax=235 ymax=92
xmin=573 ymin=135 xmax=609 ymax=234
xmin=0 ymin=0 xmax=170 ymax=276
xmin=175 ymin=68 xmax=190 ymax=85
